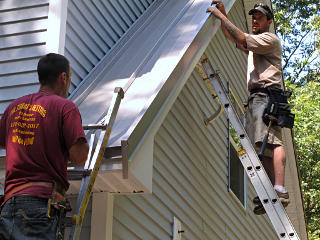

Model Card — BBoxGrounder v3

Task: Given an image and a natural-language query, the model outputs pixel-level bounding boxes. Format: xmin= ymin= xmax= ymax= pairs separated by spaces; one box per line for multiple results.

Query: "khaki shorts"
xmin=245 ymin=94 xmax=283 ymax=158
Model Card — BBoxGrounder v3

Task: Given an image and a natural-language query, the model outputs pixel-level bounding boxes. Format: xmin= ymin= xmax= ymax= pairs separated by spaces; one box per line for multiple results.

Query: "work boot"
xmin=275 ymin=190 xmax=290 ymax=208
xmin=252 ymin=196 xmax=261 ymax=205
xmin=253 ymin=191 xmax=290 ymax=215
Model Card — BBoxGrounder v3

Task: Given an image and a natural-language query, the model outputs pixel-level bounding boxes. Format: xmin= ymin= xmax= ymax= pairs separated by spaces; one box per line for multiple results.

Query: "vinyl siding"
xmin=65 ymin=0 xmax=156 ymax=93
xmin=0 ymin=0 xmax=155 ymax=117
xmin=0 ymin=0 xmax=49 ymax=117
xmin=112 ymin=0 xmax=278 ymax=239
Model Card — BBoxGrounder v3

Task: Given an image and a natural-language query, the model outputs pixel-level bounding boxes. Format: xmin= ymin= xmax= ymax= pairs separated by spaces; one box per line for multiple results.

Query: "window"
xmin=229 ymin=138 xmax=246 ymax=205
xmin=227 ymin=87 xmax=247 ymax=208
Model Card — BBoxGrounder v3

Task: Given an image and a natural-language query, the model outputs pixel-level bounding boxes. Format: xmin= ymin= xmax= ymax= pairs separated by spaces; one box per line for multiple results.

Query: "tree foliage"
xmin=273 ymin=0 xmax=320 ymax=238
xmin=287 ymin=81 xmax=320 ymax=238
xmin=273 ymin=0 xmax=319 ymax=85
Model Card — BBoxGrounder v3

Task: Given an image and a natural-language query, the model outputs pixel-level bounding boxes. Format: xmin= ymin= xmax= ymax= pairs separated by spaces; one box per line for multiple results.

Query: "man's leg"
xmin=260 ymin=155 xmax=275 ymax=185
xmin=7 ymin=195 xmax=60 ymax=240
xmin=273 ymin=145 xmax=286 ymax=187
xmin=259 ymin=144 xmax=286 ymax=186
xmin=253 ymin=145 xmax=289 ymax=214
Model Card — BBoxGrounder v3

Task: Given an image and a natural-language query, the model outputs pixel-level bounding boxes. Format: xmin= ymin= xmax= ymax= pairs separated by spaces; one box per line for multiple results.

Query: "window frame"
xmin=227 ymin=84 xmax=248 ymax=210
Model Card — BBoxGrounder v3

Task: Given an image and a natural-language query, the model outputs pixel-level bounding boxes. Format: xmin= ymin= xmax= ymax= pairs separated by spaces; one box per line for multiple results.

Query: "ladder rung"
xmin=67 ymin=169 xmax=92 ymax=181
xmin=82 ymin=124 xmax=107 ymax=130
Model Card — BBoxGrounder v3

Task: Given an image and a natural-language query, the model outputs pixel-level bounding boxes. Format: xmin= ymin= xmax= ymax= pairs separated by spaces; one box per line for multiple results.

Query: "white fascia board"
xmin=46 ymin=0 xmax=68 ymax=54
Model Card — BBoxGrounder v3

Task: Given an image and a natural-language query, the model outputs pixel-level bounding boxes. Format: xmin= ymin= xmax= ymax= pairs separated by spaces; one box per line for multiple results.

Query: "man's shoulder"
xmin=47 ymin=95 xmax=79 ymax=113
xmin=6 ymin=93 xmax=34 ymax=109
xmin=254 ymin=32 xmax=280 ymax=43
xmin=260 ymin=32 xmax=280 ymax=39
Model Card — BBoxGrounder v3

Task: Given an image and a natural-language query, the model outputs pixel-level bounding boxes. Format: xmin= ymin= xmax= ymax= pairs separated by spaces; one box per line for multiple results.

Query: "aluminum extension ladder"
xmin=66 ymin=87 xmax=124 ymax=240
xmin=198 ymin=58 xmax=300 ymax=240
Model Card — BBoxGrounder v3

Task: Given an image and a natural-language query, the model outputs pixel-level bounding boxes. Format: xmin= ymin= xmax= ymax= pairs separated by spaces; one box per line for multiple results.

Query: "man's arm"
xmin=207 ymin=1 xmax=248 ymax=54
xmin=69 ymin=138 xmax=89 ymax=165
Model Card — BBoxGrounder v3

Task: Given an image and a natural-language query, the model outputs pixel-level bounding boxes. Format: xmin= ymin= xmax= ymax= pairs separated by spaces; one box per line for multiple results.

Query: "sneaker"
xmin=275 ymin=190 xmax=290 ymax=208
xmin=253 ymin=204 xmax=265 ymax=215
xmin=253 ymin=191 xmax=290 ymax=215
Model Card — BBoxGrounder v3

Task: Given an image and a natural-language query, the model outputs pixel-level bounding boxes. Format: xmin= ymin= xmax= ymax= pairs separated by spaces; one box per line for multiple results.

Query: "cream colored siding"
xmin=65 ymin=0 xmax=156 ymax=92
xmin=112 ymin=0 xmax=278 ymax=238
xmin=0 ymin=0 xmax=49 ymax=117
xmin=113 ymin=68 xmax=277 ymax=239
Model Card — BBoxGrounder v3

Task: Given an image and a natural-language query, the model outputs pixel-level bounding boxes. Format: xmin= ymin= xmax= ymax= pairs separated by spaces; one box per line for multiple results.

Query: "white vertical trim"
xmin=46 ymin=0 xmax=68 ymax=54
xmin=91 ymin=192 xmax=114 ymax=240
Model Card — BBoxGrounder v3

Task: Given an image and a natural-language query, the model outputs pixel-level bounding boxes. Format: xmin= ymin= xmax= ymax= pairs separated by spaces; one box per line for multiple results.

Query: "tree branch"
xmin=283 ymin=29 xmax=312 ymax=71
xmin=293 ymin=54 xmax=317 ymax=83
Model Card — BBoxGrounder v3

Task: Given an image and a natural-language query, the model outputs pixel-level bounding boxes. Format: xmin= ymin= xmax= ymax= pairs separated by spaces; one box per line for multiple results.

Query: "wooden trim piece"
xmin=121 ymin=140 xmax=129 ymax=179
xmin=46 ymin=0 xmax=68 ymax=53
xmin=91 ymin=192 xmax=114 ymax=240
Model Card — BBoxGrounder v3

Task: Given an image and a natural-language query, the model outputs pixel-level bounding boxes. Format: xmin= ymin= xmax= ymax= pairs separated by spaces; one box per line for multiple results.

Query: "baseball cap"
xmin=248 ymin=3 xmax=274 ymax=20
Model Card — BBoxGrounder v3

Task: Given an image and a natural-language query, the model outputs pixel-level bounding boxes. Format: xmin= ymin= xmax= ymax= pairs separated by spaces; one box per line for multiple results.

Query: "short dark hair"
xmin=37 ymin=53 xmax=70 ymax=86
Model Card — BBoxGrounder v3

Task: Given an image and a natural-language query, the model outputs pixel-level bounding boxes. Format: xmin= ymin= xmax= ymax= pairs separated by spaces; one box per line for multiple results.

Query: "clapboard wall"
xmin=64 ymin=0 xmax=155 ymax=92
xmin=0 ymin=0 xmax=49 ymax=117
xmin=0 ymin=0 xmax=155 ymax=117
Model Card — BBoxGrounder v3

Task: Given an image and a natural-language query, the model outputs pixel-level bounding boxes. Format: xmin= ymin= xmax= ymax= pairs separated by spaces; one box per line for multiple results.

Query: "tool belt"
xmin=2 ymin=181 xmax=62 ymax=202
xmin=251 ymin=87 xmax=295 ymax=129
xmin=0 ymin=181 xmax=71 ymax=212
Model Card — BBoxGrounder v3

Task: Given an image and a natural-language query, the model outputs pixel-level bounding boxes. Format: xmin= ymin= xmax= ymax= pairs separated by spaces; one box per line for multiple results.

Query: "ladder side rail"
xmin=204 ymin=65 xmax=299 ymax=238
xmin=69 ymin=87 xmax=124 ymax=240
xmin=200 ymin=59 xmax=299 ymax=240
xmin=84 ymin=133 xmax=95 ymax=170
xmin=239 ymin=152 xmax=299 ymax=239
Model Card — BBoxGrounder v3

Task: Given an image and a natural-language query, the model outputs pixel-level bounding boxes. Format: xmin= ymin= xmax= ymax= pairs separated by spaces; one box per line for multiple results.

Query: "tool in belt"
xmin=47 ymin=182 xmax=72 ymax=240
xmin=0 ymin=181 xmax=72 ymax=240
xmin=250 ymin=87 xmax=295 ymax=156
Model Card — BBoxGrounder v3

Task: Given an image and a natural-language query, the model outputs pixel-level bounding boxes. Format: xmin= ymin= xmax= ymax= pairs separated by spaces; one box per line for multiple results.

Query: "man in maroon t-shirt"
xmin=0 ymin=53 xmax=89 ymax=239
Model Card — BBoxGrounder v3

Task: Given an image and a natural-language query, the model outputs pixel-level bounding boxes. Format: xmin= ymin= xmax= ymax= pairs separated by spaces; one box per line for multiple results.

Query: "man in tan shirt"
xmin=206 ymin=2 xmax=289 ymax=214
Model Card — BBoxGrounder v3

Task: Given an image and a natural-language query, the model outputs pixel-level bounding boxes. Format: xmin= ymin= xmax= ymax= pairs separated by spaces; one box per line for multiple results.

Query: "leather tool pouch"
xmin=263 ymin=87 xmax=295 ymax=129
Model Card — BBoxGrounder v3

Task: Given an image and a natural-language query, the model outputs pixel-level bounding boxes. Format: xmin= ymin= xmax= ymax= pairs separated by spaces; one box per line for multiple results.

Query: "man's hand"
xmin=206 ymin=6 xmax=224 ymax=20
xmin=69 ymin=138 xmax=89 ymax=165
xmin=211 ymin=0 xmax=227 ymax=16
xmin=206 ymin=1 xmax=227 ymax=20
xmin=206 ymin=0 xmax=247 ymax=51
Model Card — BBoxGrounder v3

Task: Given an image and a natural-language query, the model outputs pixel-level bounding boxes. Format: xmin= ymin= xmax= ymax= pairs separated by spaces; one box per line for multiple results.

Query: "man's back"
xmin=0 ymin=53 xmax=89 ymax=240
xmin=0 ymin=92 xmax=85 ymax=201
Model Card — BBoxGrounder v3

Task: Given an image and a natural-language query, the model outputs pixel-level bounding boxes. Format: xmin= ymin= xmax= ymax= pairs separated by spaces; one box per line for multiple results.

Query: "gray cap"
xmin=248 ymin=4 xmax=273 ymax=20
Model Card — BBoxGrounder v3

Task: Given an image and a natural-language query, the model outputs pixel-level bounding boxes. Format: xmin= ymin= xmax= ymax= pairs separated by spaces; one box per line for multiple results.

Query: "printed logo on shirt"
xmin=9 ymin=103 xmax=46 ymax=118
xmin=9 ymin=102 xmax=47 ymax=146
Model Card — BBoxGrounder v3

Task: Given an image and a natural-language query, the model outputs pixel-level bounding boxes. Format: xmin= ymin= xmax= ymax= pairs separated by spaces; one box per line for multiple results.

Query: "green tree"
xmin=287 ymin=82 xmax=320 ymax=238
xmin=273 ymin=0 xmax=319 ymax=84
xmin=273 ymin=0 xmax=320 ymax=238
